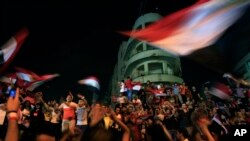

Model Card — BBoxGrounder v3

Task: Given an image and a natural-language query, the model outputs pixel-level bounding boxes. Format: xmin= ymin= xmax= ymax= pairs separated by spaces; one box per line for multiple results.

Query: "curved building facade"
xmin=111 ymin=13 xmax=183 ymax=95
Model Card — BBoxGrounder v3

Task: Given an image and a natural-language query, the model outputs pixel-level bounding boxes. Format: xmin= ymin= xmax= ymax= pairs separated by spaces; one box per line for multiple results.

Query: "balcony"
xmin=132 ymin=73 xmax=183 ymax=84
xmin=124 ymin=49 xmax=179 ymax=73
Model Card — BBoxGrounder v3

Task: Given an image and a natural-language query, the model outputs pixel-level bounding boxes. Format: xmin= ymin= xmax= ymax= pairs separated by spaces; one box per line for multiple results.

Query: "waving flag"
xmin=15 ymin=67 xmax=40 ymax=81
xmin=14 ymin=67 xmax=59 ymax=91
xmin=0 ymin=28 xmax=29 ymax=74
xmin=209 ymin=82 xmax=232 ymax=101
xmin=0 ymin=73 xmax=17 ymax=84
xmin=132 ymin=82 xmax=142 ymax=91
xmin=78 ymin=76 xmax=100 ymax=90
xmin=145 ymin=87 xmax=167 ymax=97
xmin=122 ymin=0 xmax=250 ymax=56
xmin=25 ymin=74 xmax=60 ymax=91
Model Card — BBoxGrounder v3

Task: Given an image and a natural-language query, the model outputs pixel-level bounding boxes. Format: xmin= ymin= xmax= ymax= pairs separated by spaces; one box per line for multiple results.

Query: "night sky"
xmin=0 ymin=0 xmax=233 ymax=101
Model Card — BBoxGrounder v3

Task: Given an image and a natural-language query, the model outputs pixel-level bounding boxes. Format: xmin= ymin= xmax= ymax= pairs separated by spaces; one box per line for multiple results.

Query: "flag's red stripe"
xmin=0 ymin=28 xmax=29 ymax=74
xmin=121 ymin=0 xmax=209 ymax=42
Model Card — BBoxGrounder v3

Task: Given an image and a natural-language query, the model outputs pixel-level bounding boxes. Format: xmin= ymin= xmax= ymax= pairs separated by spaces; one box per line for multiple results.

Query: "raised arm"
xmin=5 ymin=87 xmax=20 ymax=141
xmin=155 ymin=119 xmax=174 ymax=141
xmin=110 ymin=108 xmax=130 ymax=141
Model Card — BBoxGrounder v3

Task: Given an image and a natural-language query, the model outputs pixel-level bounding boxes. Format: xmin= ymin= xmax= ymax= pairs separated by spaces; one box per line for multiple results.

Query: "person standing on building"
xmin=173 ymin=83 xmax=183 ymax=105
xmin=118 ymin=80 xmax=126 ymax=96
xmin=125 ymin=76 xmax=134 ymax=101
xmin=179 ymin=82 xmax=188 ymax=103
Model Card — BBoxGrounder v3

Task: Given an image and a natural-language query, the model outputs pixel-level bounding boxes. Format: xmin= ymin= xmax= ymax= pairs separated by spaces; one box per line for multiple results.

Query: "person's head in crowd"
xmin=191 ymin=86 xmax=196 ymax=90
xmin=133 ymin=95 xmax=138 ymax=100
xmin=24 ymin=100 xmax=31 ymax=108
xmin=145 ymin=116 xmax=154 ymax=127
xmin=20 ymin=121 xmax=56 ymax=141
xmin=176 ymin=127 xmax=190 ymax=141
xmin=191 ymin=108 xmax=211 ymax=127
xmin=127 ymin=104 xmax=134 ymax=113
xmin=126 ymin=76 xmax=131 ymax=80
xmin=115 ymin=106 xmax=121 ymax=114
xmin=78 ymin=99 xmax=85 ymax=107
xmin=81 ymin=126 xmax=113 ymax=141
xmin=121 ymin=105 xmax=127 ymax=113
xmin=66 ymin=92 xmax=73 ymax=102
xmin=182 ymin=103 xmax=188 ymax=110
xmin=35 ymin=102 xmax=43 ymax=110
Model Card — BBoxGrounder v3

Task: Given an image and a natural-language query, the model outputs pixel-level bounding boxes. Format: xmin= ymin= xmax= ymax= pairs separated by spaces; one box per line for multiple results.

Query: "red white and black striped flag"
xmin=78 ymin=76 xmax=100 ymax=90
xmin=122 ymin=0 xmax=250 ymax=56
xmin=14 ymin=67 xmax=59 ymax=91
xmin=209 ymin=82 xmax=232 ymax=101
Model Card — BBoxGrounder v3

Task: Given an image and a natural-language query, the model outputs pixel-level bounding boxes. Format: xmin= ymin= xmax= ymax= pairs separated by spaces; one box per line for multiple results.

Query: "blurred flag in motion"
xmin=14 ymin=67 xmax=59 ymax=91
xmin=132 ymin=82 xmax=142 ymax=91
xmin=78 ymin=76 xmax=100 ymax=90
xmin=0 ymin=73 xmax=17 ymax=84
xmin=15 ymin=67 xmax=40 ymax=82
xmin=122 ymin=0 xmax=250 ymax=56
xmin=25 ymin=73 xmax=60 ymax=91
xmin=209 ymin=82 xmax=232 ymax=101
xmin=0 ymin=28 xmax=29 ymax=74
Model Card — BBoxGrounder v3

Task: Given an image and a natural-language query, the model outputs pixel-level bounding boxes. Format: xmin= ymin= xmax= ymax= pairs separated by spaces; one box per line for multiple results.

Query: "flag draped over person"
xmin=0 ymin=28 xmax=29 ymax=74
xmin=121 ymin=0 xmax=250 ymax=56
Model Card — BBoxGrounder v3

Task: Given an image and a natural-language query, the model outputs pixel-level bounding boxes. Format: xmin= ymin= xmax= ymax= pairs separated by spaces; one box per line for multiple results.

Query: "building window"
xmin=146 ymin=44 xmax=157 ymax=50
xmin=136 ymin=43 xmax=144 ymax=53
xmin=148 ymin=62 xmax=163 ymax=74
xmin=145 ymin=22 xmax=153 ymax=28
xmin=167 ymin=67 xmax=173 ymax=75
xmin=136 ymin=25 xmax=143 ymax=29
xmin=131 ymin=65 xmax=145 ymax=78
xmin=137 ymin=65 xmax=145 ymax=76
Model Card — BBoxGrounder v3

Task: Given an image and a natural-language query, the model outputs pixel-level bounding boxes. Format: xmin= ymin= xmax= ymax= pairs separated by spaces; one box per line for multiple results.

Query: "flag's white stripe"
xmin=2 ymin=38 xmax=17 ymax=62
xmin=209 ymin=88 xmax=231 ymax=100
xmin=150 ymin=0 xmax=250 ymax=55
xmin=79 ymin=79 xmax=100 ymax=90
xmin=26 ymin=74 xmax=59 ymax=91
xmin=133 ymin=85 xmax=141 ymax=91
xmin=26 ymin=81 xmax=45 ymax=91
xmin=0 ymin=76 xmax=16 ymax=84
xmin=154 ymin=93 xmax=167 ymax=97
xmin=16 ymin=72 xmax=34 ymax=82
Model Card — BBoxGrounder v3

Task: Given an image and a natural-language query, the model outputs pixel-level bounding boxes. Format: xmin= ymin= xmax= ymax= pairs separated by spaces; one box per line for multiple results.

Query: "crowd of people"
xmin=0 ymin=75 xmax=250 ymax=141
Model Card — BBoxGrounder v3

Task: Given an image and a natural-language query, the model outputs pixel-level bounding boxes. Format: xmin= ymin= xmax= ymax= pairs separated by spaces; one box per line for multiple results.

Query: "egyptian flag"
xmin=25 ymin=73 xmax=59 ymax=91
xmin=0 ymin=73 xmax=17 ymax=84
xmin=132 ymin=82 xmax=142 ymax=91
xmin=0 ymin=28 xmax=29 ymax=74
xmin=146 ymin=87 xmax=167 ymax=97
xmin=209 ymin=82 xmax=232 ymax=101
xmin=14 ymin=67 xmax=59 ymax=91
xmin=78 ymin=76 xmax=100 ymax=90
xmin=121 ymin=0 xmax=250 ymax=56
xmin=152 ymin=89 xmax=167 ymax=97
xmin=15 ymin=67 xmax=40 ymax=82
